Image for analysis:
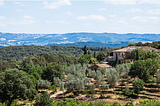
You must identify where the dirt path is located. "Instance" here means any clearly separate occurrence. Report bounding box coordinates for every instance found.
[50,90,66,98]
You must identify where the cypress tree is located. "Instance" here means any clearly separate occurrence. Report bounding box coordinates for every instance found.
[84,45,87,55]
[88,50,91,54]
[116,53,119,65]
[94,51,96,58]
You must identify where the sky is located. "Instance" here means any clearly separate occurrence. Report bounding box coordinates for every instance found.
[0,0,160,34]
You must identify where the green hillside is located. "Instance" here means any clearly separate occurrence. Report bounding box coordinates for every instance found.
[0,45,114,61]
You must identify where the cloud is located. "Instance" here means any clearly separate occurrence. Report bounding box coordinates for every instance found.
[139,0,160,5]
[43,0,72,9]
[0,16,5,20]
[0,23,6,27]
[14,2,24,6]
[108,15,116,17]
[46,21,54,23]
[0,0,4,6]
[105,0,136,4]
[127,8,143,12]
[83,23,92,26]
[131,16,160,22]
[131,16,143,20]
[8,16,37,25]
[104,0,160,5]
[98,8,106,11]
[58,20,70,24]
[65,12,73,15]
[76,15,106,21]
[149,16,159,20]
[0,16,6,26]
[24,15,33,19]
[17,10,22,12]
[118,20,128,25]
[147,9,160,15]
[20,15,38,25]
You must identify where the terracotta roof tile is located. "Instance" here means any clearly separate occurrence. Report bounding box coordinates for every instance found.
[112,46,160,53]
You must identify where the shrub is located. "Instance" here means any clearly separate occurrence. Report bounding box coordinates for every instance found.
[99,94,106,99]
[106,95,112,99]
[109,61,116,66]
[35,92,53,106]
[0,103,6,106]
[133,79,145,95]
[67,92,76,98]
[49,85,57,92]
[82,90,90,95]
[125,59,132,63]
[112,102,121,106]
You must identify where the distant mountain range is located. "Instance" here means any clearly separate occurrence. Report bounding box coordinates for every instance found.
[0,32,159,47]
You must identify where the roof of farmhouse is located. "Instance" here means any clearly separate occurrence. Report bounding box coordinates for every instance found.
[112,46,160,53]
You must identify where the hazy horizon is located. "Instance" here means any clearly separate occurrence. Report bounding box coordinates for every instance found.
[0,0,160,34]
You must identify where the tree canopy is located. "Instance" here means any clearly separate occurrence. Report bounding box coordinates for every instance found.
[42,62,65,81]
[131,48,160,60]
[0,69,36,106]
[129,59,159,82]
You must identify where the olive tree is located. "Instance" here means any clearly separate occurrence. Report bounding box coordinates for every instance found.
[116,63,131,79]
[65,64,90,92]
[106,68,119,89]
[90,85,95,97]
[37,79,51,89]
[53,77,61,87]
[156,71,160,89]
[101,81,109,94]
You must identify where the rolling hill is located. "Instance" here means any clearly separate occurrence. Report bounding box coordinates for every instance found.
[0,32,159,47]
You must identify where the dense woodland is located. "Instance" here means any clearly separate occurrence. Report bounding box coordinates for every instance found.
[128,41,160,49]
[1,44,160,106]
[46,41,131,48]
[0,45,114,61]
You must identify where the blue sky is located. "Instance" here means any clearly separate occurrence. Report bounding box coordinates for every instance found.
[0,0,160,34]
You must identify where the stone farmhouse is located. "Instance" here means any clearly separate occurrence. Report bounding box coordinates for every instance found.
[104,46,160,63]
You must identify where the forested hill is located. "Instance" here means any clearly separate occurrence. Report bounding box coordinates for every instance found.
[45,41,131,48]
[0,45,114,61]
[0,32,160,46]
[128,41,160,49]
